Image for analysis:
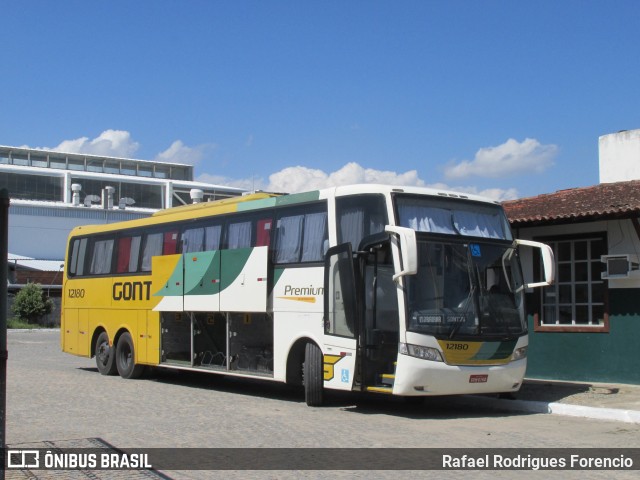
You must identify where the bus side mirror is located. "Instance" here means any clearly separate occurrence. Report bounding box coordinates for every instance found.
[384,226,417,281]
[515,239,556,288]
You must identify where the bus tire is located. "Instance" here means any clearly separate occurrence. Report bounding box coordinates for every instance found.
[115,332,145,379]
[304,342,324,406]
[95,331,117,376]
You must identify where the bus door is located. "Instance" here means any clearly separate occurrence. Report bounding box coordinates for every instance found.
[323,244,359,391]
[360,239,400,391]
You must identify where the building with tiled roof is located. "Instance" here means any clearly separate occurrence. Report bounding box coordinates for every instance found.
[504,179,640,227]
[501,129,640,385]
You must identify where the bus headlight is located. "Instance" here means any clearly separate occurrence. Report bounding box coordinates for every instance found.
[511,346,527,361]
[399,343,443,362]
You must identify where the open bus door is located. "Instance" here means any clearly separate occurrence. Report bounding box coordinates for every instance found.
[322,243,359,395]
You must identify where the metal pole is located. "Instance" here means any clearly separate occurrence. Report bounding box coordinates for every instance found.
[0,188,9,478]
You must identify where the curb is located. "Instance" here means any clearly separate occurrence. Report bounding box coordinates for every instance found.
[460,395,640,424]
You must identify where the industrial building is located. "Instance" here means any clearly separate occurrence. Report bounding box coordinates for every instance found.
[1,145,244,262]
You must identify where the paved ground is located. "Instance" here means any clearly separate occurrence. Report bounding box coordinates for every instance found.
[4,329,640,479]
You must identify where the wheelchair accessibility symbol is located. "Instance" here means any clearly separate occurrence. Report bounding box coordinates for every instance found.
[341,369,350,383]
[470,244,482,257]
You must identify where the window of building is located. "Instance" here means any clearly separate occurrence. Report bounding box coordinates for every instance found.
[86,159,104,173]
[30,155,48,168]
[49,156,67,170]
[67,158,85,171]
[0,172,63,201]
[11,154,29,166]
[535,234,608,332]
[104,160,120,175]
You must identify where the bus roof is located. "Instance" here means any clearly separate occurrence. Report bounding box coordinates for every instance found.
[68,184,501,237]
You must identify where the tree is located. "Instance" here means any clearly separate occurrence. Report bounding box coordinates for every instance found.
[11,282,54,324]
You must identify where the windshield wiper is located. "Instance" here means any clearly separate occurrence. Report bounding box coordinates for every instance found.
[449,284,475,339]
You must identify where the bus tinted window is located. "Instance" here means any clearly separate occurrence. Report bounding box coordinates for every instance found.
[182,227,205,253]
[89,239,114,275]
[141,233,163,272]
[228,221,252,249]
[163,231,179,255]
[336,195,388,250]
[116,235,141,273]
[395,195,512,240]
[182,223,223,253]
[205,225,222,250]
[274,208,327,264]
[69,237,88,276]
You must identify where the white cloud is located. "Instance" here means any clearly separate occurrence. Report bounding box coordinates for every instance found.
[266,162,427,193]
[196,173,263,191]
[154,140,214,166]
[444,138,557,180]
[197,162,519,202]
[53,130,140,157]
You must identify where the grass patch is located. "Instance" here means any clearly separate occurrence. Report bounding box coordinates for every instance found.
[7,318,47,329]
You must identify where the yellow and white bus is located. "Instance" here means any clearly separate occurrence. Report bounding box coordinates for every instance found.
[61,184,554,406]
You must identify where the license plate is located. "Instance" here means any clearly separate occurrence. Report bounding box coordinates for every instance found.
[469,374,488,383]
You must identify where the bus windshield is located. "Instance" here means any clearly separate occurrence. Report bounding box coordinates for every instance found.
[405,240,526,338]
[395,195,513,241]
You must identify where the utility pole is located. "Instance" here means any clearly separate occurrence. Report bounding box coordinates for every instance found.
[0,188,9,479]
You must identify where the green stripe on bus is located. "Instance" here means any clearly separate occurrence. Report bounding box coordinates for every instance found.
[219,248,253,292]
[275,191,320,206]
[184,250,221,296]
[472,340,517,361]
[237,197,278,211]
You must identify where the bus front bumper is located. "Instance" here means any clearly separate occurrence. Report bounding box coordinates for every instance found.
[391,353,526,396]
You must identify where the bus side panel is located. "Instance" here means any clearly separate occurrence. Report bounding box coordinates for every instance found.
[139,310,161,365]
[272,267,325,383]
[184,250,221,311]
[220,246,268,312]
[77,309,90,357]
[63,277,113,357]
[152,254,184,312]
[61,308,79,355]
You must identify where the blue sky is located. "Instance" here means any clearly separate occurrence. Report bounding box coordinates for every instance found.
[2,1,639,200]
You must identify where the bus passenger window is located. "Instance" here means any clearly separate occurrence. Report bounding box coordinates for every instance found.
[69,238,88,277]
[205,225,222,250]
[141,233,163,272]
[116,236,141,273]
[301,212,327,262]
[256,219,272,247]
[163,231,179,254]
[274,210,327,264]
[89,239,114,275]
[228,221,252,249]
[182,227,204,253]
[275,215,303,263]
[337,195,387,250]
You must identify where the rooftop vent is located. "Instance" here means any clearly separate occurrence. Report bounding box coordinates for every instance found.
[71,183,82,206]
[190,189,204,204]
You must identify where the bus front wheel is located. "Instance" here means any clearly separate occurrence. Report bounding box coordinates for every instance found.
[304,342,324,406]
[95,331,118,376]
[115,332,145,379]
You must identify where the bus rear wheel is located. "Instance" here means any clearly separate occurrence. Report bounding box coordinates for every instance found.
[304,342,324,406]
[95,331,117,376]
[115,332,145,379]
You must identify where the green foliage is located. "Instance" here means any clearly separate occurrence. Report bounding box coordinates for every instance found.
[11,283,54,324]
[7,317,42,329]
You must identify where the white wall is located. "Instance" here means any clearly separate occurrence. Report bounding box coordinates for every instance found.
[599,129,640,183]
[8,213,101,260]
